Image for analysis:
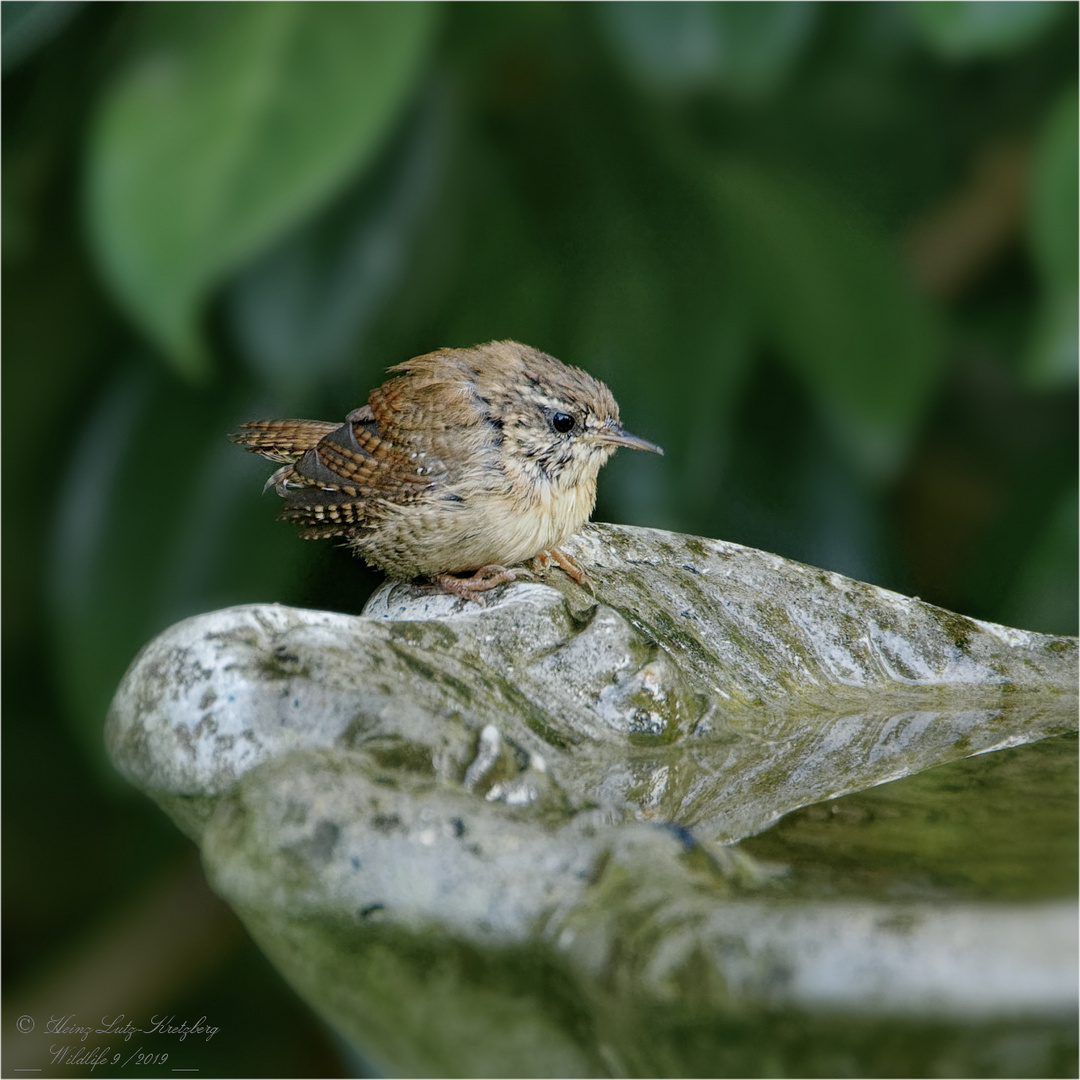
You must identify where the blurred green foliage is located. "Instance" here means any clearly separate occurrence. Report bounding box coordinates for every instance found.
[3,2,1076,1076]
[88,3,436,374]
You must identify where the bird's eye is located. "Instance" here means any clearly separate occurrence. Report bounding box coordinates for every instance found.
[551,412,575,434]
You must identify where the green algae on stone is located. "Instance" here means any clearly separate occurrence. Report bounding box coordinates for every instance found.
[106,523,1078,1077]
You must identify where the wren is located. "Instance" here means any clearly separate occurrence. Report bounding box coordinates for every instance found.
[230,340,663,599]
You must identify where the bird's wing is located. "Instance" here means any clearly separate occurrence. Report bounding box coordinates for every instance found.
[273,403,449,540]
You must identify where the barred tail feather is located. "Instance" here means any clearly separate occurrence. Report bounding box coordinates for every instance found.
[228,419,339,463]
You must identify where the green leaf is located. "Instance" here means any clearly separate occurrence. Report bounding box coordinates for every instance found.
[1000,488,1079,637]
[227,79,451,404]
[1025,87,1078,389]
[598,1,816,99]
[2,0,83,73]
[1029,87,1079,292]
[86,2,436,379]
[1025,290,1078,390]
[709,157,944,477]
[909,1,1066,59]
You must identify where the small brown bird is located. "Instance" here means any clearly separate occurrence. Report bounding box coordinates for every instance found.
[230,340,663,598]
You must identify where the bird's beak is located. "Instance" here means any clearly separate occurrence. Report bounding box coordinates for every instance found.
[592,423,664,455]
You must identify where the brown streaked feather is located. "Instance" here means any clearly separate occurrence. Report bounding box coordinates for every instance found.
[281,496,374,538]
[228,419,340,463]
[369,354,481,437]
[256,397,451,536]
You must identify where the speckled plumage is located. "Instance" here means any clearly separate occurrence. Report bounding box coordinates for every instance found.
[230,340,662,594]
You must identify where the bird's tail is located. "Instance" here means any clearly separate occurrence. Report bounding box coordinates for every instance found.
[228,419,339,464]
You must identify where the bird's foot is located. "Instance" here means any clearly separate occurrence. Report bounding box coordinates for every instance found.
[434,565,518,604]
[532,548,593,592]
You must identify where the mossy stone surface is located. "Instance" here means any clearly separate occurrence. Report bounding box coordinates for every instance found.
[107,523,1078,1077]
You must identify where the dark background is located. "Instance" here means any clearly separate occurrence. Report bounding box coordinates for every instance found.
[4,2,1076,1076]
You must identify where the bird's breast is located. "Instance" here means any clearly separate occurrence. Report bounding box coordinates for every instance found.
[478,466,597,566]
[363,451,600,576]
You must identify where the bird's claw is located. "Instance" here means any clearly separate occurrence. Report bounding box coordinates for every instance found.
[434,565,518,605]
[531,549,593,592]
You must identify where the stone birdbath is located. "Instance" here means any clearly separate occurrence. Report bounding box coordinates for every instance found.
[107,524,1078,1077]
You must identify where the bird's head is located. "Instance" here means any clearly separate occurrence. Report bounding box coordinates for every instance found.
[465,341,663,488]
